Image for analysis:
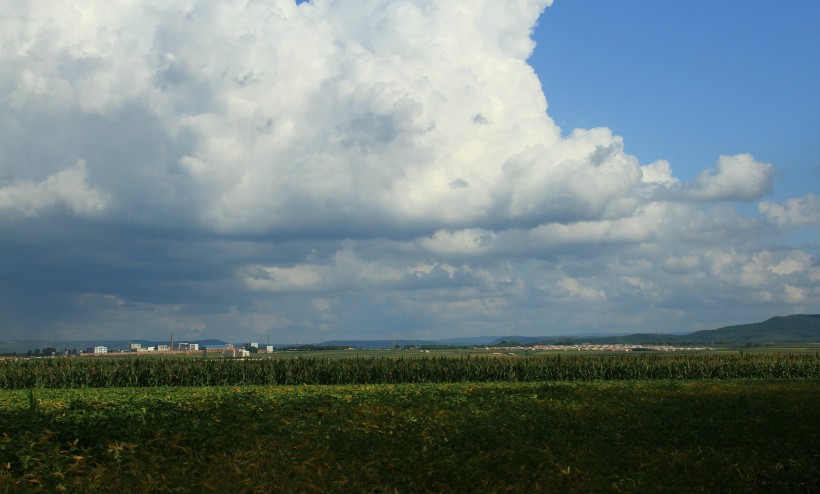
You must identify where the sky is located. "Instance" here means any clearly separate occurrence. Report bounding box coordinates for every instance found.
[1,0,818,344]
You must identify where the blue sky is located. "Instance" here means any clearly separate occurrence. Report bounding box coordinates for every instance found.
[532,1,820,198]
[0,0,817,343]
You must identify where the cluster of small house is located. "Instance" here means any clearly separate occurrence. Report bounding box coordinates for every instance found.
[214,342,278,358]
[83,342,201,355]
[83,341,278,358]
[500,343,712,352]
[127,342,200,353]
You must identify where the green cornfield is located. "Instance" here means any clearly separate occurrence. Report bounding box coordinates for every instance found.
[1,353,818,388]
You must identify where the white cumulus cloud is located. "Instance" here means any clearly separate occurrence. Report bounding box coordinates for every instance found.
[758,194,820,228]
[1,0,660,235]
[0,160,108,217]
[681,154,774,202]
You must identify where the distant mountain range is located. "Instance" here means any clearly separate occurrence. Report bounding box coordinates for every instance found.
[488,314,820,346]
[589,314,820,346]
[2,314,818,354]
[325,315,820,348]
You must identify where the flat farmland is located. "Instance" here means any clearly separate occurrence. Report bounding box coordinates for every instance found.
[2,378,819,493]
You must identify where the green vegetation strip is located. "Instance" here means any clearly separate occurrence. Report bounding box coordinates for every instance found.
[2,353,819,388]
[1,380,818,492]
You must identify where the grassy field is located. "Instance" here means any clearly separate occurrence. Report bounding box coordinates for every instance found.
[1,379,819,492]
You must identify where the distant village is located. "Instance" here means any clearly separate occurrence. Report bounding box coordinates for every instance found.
[16,341,276,358]
[495,343,712,353]
[122,341,278,358]
[15,340,711,358]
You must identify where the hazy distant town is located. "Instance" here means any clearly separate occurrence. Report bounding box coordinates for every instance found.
[9,340,713,358]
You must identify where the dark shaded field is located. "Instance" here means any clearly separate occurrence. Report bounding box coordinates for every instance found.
[2,379,819,492]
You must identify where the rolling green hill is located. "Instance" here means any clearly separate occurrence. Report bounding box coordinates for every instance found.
[595,314,820,346]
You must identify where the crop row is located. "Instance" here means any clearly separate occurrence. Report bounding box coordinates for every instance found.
[1,353,818,388]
